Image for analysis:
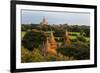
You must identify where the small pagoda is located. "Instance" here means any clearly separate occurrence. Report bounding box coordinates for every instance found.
[41,31,57,55]
[64,30,71,47]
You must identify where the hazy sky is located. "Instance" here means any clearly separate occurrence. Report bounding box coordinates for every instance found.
[21,10,90,25]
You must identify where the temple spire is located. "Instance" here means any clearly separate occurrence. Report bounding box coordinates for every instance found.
[40,17,48,25]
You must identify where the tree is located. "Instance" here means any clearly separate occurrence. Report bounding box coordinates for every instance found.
[22,30,47,51]
[57,40,90,60]
[84,29,90,37]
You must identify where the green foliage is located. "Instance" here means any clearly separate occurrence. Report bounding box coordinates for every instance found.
[70,38,78,42]
[41,25,51,31]
[69,33,78,36]
[57,41,90,60]
[84,29,90,37]
[21,48,44,62]
[77,36,87,42]
[21,24,39,31]
[22,24,90,33]
[54,30,65,37]
[21,32,26,39]
[21,47,31,63]
[22,30,47,51]
[21,24,90,62]
[28,49,45,62]
[21,48,73,62]
[45,53,71,61]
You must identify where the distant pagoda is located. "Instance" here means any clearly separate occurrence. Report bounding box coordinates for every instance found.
[40,17,48,26]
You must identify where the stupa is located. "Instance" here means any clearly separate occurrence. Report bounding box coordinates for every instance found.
[40,17,48,25]
[64,30,71,47]
[42,31,57,55]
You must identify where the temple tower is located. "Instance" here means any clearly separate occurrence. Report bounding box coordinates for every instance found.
[42,31,57,55]
[40,17,48,25]
[64,30,71,47]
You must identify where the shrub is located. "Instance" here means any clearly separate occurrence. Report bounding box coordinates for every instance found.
[21,47,31,63]
[22,30,47,51]
[68,33,77,36]
[21,47,73,62]
[29,49,45,62]
[54,31,65,37]
[57,42,90,60]
[77,36,87,42]
[70,38,78,42]
[21,48,45,62]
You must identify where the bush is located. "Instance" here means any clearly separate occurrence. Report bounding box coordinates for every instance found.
[21,47,75,62]
[21,48,45,62]
[68,33,77,36]
[22,30,47,51]
[21,47,31,63]
[57,41,90,60]
[76,48,90,60]
[77,36,87,42]
[54,31,65,37]
[70,38,78,42]
[29,49,45,62]
[45,53,71,61]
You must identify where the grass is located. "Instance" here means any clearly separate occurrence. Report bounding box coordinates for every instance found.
[69,36,77,39]
[68,32,80,36]
[68,32,90,41]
